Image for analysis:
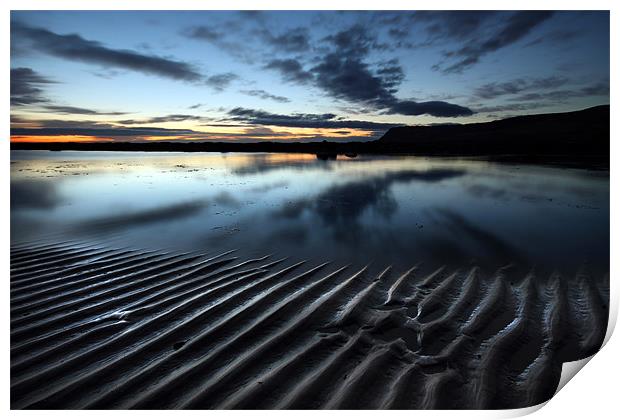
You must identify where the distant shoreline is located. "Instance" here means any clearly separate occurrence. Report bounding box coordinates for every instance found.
[10,142,609,170]
[11,105,609,170]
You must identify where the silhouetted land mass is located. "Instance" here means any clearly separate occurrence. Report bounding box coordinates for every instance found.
[379,104,609,160]
[12,105,609,168]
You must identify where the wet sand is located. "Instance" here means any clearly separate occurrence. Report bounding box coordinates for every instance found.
[10,241,609,409]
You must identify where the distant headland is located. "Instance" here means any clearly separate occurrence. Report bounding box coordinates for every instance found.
[11,105,609,168]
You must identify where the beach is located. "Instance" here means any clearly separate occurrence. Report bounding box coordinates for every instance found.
[10,241,608,409]
[10,151,610,409]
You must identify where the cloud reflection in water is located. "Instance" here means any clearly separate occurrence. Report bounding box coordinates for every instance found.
[10,152,609,275]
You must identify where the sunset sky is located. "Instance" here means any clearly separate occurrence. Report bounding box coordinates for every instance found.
[10,10,610,143]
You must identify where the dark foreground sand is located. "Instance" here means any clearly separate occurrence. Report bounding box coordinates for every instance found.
[10,242,609,409]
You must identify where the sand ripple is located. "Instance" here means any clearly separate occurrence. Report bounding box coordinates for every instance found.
[10,242,609,409]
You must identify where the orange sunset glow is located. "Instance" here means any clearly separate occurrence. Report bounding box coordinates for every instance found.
[10,135,113,143]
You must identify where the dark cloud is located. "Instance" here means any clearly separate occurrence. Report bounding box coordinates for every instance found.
[263,59,314,83]
[262,25,473,117]
[509,82,609,102]
[436,11,554,74]
[238,11,265,20]
[388,28,409,39]
[473,102,552,114]
[184,26,222,42]
[198,127,294,138]
[11,125,198,138]
[182,25,251,63]
[12,118,117,130]
[239,89,290,103]
[117,114,203,125]
[183,16,472,117]
[525,28,581,47]
[374,11,498,50]
[470,81,610,113]
[377,58,405,87]
[13,115,377,142]
[411,11,497,43]
[188,103,202,109]
[10,67,55,105]
[205,72,239,91]
[387,101,475,117]
[580,83,610,96]
[257,27,310,52]
[11,68,130,116]
[13,22,203,82]
[40,105,129,116]
[243,126,275,134]
[311,53,395,104]
[323,24,388,57]
[227,108,400,130]
[473,76,570,99]
[309,26,397,105]
[89,69,124,79]
[310,52,473,117]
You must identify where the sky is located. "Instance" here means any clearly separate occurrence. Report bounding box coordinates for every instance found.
[10,10,610,143]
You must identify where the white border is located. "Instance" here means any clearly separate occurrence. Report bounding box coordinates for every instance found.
[3,1,617,419]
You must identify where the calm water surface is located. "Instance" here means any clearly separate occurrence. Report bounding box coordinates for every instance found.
[10,151,609,275]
